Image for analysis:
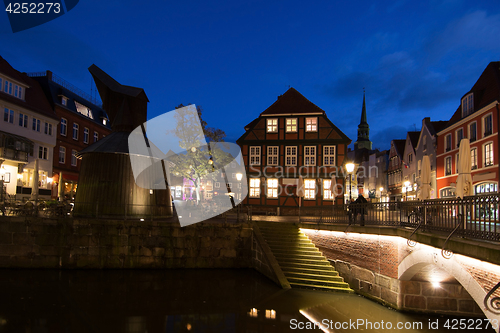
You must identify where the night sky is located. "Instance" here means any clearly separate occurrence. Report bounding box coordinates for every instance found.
[1,0,499,150]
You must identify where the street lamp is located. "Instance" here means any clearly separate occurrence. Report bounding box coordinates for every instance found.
[404,180,411,201]
[346,163,355,202]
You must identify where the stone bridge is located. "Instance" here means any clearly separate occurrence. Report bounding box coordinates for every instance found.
[298,222,500,327]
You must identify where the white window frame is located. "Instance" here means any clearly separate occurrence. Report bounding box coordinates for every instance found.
[60,118,67,136]
[61,96,68,106]
[323,179,334,200]
[469,121,477,142]
[304,146,316,166]
[18,113,28,128]
[305,117,317,132]
[461,93,473,117]
[456,128,464,148]
[471,147,478,170]
[73,123,79,140]
[59,146,66,164]
[445,134,452,151]
[285,146,297,166]
[249,178,260,198]
[304,179,316,199]
[71,149,77,166]
[3,108,14,124]
[267,146,279,166]
[249,146,261,165]
[286,118,297,132]
[38,146,48,160]
[445,156,452,176]
[483,113,493,138]
[32,118,40,132]
[484,142,494,167]
[267,178,278,198]
[84,127,89,144]
[266,118,278,133]
[323,146,336,166]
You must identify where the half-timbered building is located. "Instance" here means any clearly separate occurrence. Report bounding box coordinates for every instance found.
[237,88,351,211]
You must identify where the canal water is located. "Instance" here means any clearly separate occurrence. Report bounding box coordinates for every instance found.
[0,269,494,333]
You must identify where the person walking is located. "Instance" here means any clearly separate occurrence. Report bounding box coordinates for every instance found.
[354,194,368,226]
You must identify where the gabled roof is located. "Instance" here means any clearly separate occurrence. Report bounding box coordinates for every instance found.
[407,131,420,149]
[429,121,448,136]
[445,61,500,128]
[392,139,406,157]
[0,56,57,120]
[260,87,326,116]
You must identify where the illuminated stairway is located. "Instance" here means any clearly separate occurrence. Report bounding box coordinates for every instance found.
[257,222,353,293]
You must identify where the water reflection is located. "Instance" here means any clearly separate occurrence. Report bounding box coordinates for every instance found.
[0,269,493,332]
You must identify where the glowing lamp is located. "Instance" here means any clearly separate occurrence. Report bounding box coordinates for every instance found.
[346,163,355,173]
[236,173,243,181]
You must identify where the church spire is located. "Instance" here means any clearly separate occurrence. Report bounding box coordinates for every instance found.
[354,89,372,151]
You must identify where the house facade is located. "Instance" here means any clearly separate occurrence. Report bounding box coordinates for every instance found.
[414,117,447,200]
[237,88,351,210]
[436,62,500,197]
[30,71,112,199]
[387,139,405,201]
[401,132,420,200]
[0,56,58,201]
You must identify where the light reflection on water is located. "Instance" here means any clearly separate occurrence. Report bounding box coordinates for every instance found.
[0,269,492,333]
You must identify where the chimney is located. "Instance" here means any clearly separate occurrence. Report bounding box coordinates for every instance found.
[46,70,52,80]
[422,117,430,127]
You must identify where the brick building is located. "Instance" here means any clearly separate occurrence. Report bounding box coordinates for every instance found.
[436,62,500,197]
[237,88,351,210]
[30,71,112,199]
[0,56,58,201]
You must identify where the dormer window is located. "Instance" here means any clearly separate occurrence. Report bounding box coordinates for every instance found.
[461,93,473,117]
[75,101,94,119]
[61,96,68,106]
[1,76,25,100]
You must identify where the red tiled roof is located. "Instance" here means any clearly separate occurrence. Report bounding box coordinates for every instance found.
[260,87,326,116]
[0,56,57,120]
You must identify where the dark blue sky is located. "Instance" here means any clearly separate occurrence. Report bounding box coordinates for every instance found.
[1,0,499,150]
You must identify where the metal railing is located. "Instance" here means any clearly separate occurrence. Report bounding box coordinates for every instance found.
[247,193,500,242]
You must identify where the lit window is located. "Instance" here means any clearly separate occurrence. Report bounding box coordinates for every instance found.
[73,123,79,140]
[323,146,336,166]
[84,127,89,144]
[304,179,315,199]
[286,118,297,132]
[306,118,317,132]
[44,123,52,136]
[266,119,278,133]
[469,122,477,142]
[484,142,493,167]
[471,148,477,170]
[267,146,278,166]
[475,182,498,194]
[483,114,493,137]
[304,146,316,166]
[60,118,67,136]
[94,131,98,143]
[61,96,68,106]
[250,146,261,165]
[3,108,14,123]
[323,179,334,200]
[75,101,94,119]
[456,128,463,148]
[267,178,278,198]
[59,146,65,163]
[445,156,452,176]
[18,113,28,128]
[32,118,40,132]
[285,146,297,166]
[461,93,473,117]
[38,146,48,160]
[250,178,260,198]
[71,150,77,166]
[445,134,452,151]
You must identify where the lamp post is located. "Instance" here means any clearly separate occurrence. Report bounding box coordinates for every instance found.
[346,163,355,202]
[404,180,411,201]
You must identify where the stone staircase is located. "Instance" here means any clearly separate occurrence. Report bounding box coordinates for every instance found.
[257,222,353,293]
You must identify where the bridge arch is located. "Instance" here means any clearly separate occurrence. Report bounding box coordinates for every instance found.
[399,244,500,326]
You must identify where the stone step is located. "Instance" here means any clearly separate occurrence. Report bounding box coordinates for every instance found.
[278,260,331,269]
[289,281,354,293]
[273,253,325,261]
[287,276,350,289]
[281,266,338,275]
[284,271,344,282]
[272,248,321,255]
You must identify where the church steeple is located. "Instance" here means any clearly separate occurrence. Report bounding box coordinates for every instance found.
[354,89,372,151]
